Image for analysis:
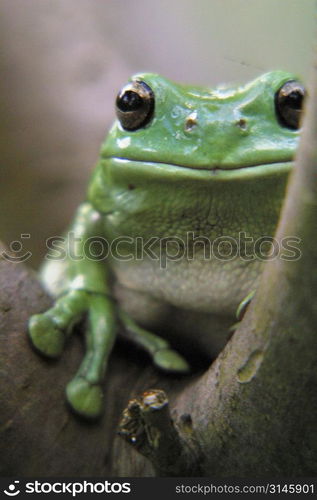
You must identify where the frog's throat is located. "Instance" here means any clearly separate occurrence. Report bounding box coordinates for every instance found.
[105,156,293,180]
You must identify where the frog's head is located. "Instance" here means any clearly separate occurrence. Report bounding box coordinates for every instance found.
[100,71,305,180]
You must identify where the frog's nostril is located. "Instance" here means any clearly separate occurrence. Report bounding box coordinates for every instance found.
[236,118,248,130]
[185,111,198,132]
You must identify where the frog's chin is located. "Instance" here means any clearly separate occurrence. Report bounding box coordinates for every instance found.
[106,157,293,181]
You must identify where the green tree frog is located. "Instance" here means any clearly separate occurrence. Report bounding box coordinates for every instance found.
[28,71,305,418]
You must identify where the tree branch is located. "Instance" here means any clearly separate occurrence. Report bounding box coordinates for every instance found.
[118,389,200,476]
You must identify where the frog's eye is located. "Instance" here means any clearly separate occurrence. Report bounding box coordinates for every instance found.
[116,80,154,131]
[275,80,306,130]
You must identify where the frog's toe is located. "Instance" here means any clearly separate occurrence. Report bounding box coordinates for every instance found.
[236,290,256,321]
[153,348,190,373]
[28,314,65,358]
[66,377,104,419]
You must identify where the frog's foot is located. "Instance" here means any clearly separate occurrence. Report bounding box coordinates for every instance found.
[66,377,104,420]
[66,294,117,419]
[29,313,65,358]
[153,348,190,372]
[236,290,256,322]
[119,309,190,374]
[28,290,89,358]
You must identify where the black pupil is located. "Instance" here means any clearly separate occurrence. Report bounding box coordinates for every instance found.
[284,90,303,110]
[117,91,143,112]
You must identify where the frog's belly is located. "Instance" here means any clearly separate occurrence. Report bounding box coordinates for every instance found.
[111,255,262,358]
[110,254,262,317]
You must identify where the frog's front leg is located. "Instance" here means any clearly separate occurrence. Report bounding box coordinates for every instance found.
[30,290,116,418]
[29,202,118,418]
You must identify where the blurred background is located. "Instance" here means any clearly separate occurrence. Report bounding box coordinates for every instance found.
[0,0,315,267]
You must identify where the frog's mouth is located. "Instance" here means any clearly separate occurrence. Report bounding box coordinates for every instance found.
[107,157,293,180]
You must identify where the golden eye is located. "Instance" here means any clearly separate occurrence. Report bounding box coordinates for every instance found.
[116,80,154,131]
[275,80,306,130]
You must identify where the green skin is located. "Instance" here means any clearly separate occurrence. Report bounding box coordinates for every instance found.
[29,71,300,418]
